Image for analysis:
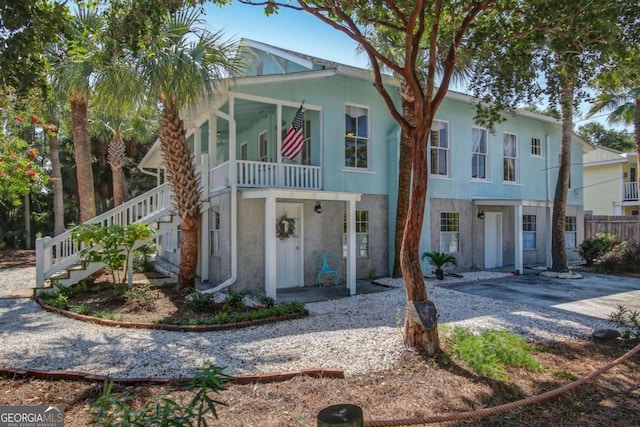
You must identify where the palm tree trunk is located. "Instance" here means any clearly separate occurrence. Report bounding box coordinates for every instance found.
[401,118,440,356]
[392,82,415,278]
[551,78,574,272]
[634,97,640,207]
[47,123,65,236]
[70,96,96,222]
[107,134,126,206]
[159,100,201,293]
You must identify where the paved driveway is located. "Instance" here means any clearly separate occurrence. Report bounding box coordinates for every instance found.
[443,272,640,321]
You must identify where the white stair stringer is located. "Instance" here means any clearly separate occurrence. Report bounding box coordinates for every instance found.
[35,183,175,291]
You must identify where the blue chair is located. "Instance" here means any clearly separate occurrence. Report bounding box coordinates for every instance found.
[314,250,340,287]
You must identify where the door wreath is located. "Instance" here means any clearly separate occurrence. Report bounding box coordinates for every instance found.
[276,212,296,240]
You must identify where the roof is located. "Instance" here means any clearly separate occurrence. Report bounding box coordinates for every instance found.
[583,145,628,167]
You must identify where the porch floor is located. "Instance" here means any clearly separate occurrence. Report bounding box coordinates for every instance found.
[276,280,393,304]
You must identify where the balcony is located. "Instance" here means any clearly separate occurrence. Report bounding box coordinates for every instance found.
[210,160,322,192]
[624,181,638,201]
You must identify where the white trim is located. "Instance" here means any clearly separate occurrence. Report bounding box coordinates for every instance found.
[502,132,519,183]
[429,119,451,178]
[233,69,337,85]
[344,102,371,170]
[240,39,314,69]
[241,188,361,203]
[471,126,489,181]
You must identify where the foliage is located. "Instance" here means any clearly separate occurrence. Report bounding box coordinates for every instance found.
[254,293,276,308]
[595,240,640,274]
[162,301,307,326]
[132,243,156,273]
[186,292,218,313]
[609,305,640,340]
[422,251,457,280]
[223,291,246,311]
[40,281,86,310]
[577,123,635,152]
[90,363,231,426]
[448,328,543,381]
[72,223,154,285]
[576,233,617,266]
[122,283,161,312]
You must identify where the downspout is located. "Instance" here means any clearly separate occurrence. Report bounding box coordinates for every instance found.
[202,102,238,294]
[545,132,553,268]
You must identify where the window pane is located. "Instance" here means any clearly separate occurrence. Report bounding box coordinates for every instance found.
[523,232,536,249]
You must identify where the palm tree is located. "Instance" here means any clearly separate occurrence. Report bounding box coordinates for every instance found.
[89,102,158,207]
[135,7,238,292]
[588,86,640,207]
[422,251,457,280]
[49,5,103,222]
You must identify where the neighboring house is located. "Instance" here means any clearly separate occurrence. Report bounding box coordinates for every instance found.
[36,39,593,298]
[583,145,639,216]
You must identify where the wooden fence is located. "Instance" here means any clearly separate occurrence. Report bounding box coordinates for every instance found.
[584,214,640,242]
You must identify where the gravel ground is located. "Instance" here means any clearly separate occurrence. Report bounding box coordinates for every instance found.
[0,267,607,379]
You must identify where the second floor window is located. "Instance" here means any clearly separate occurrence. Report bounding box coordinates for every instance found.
[531,137,542,157]
[523,215,536,250]
[259,131,268,162]
[345,105,369,169]
[430,120,449,177]
[503,133,518,182]
[471,127,488,180]
[342,210,369,257]
[440,212,459,253]
[210,209,220,256]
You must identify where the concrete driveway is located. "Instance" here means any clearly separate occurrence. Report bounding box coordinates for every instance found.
[443,272,640,321]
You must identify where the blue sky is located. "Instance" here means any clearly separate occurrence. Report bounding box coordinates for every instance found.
[204,2,368,68]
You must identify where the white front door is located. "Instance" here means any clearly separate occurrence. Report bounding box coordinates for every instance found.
[276,203,303,288]
[484,212,503,269]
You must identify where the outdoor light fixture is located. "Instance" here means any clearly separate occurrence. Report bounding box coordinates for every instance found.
[314,201,323,214]
[477,209,485,220]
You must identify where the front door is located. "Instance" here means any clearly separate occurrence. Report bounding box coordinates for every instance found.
[276,203,303,288]
[484,212,503,269]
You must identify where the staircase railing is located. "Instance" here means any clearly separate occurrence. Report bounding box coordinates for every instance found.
[35,183,173,288]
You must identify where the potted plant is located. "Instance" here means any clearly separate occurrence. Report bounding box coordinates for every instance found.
[422,251,457,280]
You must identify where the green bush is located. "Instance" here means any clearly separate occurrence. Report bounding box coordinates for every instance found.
[122,284,161,312]
[596,240,640,274]
[186,292,218,313]
[609,305,640,339]
[577,233,616,266]
[448,328,542,381]
[223,291,246,311]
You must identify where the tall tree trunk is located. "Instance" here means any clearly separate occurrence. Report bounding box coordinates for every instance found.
[159,100,201,293]
[23,193,31,249]
[47,123,65,236]
[392,82,415,278]
[107,134,126,206]
[635,97,640,207]
[401,117,440,356]
[551,79,574,272]
[70,96,96,222]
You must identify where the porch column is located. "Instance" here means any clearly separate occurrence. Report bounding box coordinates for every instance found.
[209,114,217,168]
[200,155,210,283]
[346,199,357,295]
[194,127,202,166]
[265,195,277,299]
[514,204,523,275]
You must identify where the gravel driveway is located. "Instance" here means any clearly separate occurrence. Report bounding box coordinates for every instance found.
[0,267,612,379]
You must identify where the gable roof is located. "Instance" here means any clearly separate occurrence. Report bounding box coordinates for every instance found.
[584,145,627,166]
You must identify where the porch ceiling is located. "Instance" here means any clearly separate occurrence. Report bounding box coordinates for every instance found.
[218,98,276,136]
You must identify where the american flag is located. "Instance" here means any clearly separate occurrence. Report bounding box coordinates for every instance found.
[281,105,305,160]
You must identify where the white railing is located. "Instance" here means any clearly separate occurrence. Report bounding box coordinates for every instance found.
[624,181,638,201]
[210,161,230,192]
[35,183,173,288]
[236,160,321,190]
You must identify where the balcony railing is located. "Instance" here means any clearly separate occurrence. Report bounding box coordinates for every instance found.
[624,181,638,201]
[210,160,322,190]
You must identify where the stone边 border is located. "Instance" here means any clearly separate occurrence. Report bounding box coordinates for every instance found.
[34,297,308,332]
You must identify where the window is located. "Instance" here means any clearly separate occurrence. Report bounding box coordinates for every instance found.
[177,225,182,250]
[258,131,268,162]
[342,210,369,258]
[503,133,518,182]
[301,118,312,165]
[565,216,577,248]
[531,137,542,157]
[210,209,220,256]
[471,127,488,180]
[345,105,369,169]
[430,120,449,177]
[240,142,248,160]
[523,215,536,250]
[440,212,459,253]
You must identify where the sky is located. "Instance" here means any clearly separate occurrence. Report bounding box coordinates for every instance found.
[202,1,629,133]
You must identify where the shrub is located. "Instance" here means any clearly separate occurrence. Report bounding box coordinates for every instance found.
[609,305,640,340]
[132,242,156,273]
[122,284,161,312]
[223,291,246,312]
[596,240,640,274]
[186,292,218,313]
[422,251,457,280]
[576,233,616,266]
[448,328,542,381]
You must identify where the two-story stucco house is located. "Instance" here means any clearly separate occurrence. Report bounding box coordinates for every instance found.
[36,39,593,298]
[583,145,639,216]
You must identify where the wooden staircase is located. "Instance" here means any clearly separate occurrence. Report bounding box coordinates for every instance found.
[35,183,174,291]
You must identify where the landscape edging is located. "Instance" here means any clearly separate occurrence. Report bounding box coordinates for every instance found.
[34,297,307,332]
